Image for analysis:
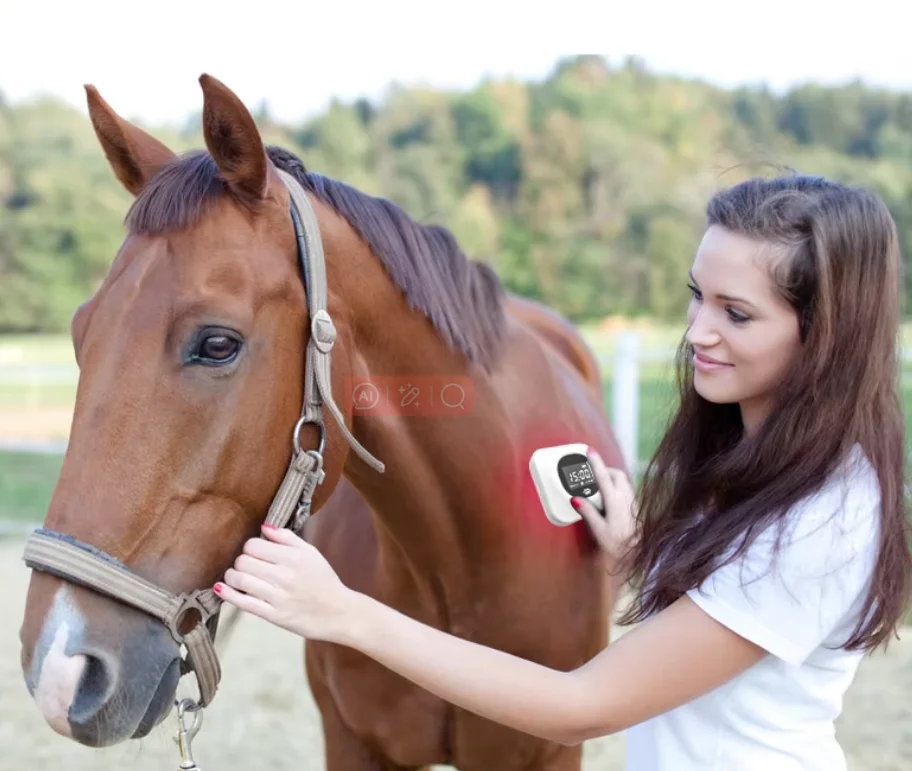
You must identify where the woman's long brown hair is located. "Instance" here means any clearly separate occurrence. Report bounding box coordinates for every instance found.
[617,174,912,652]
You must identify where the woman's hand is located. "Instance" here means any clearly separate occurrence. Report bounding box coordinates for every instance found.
[214,524,356,643]
[572,448,637,566]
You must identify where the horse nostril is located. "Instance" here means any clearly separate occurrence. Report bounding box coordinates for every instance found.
[69,653,113,725]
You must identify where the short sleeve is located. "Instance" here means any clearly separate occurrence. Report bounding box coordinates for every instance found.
[686,471,880,666]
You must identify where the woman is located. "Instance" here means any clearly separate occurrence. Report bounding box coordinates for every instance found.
[215,175,912,770]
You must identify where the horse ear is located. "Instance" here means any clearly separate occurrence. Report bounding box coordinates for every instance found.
[198,73,269,205]
[84,85,177,196]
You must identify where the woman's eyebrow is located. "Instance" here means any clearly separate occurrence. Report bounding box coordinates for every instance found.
[689,270,758,310]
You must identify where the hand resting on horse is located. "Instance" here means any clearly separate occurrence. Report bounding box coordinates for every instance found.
[214,448,766,747]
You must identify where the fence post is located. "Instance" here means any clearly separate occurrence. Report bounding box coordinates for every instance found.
[612,331,639,473]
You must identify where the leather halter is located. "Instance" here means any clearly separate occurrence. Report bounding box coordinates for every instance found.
[21,169,385,708]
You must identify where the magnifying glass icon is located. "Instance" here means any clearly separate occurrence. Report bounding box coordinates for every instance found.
[439,383,465,410]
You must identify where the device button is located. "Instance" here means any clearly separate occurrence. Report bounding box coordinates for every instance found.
[582,487,592,496]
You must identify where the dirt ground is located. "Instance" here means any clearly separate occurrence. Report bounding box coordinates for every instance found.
[1,535,910,771]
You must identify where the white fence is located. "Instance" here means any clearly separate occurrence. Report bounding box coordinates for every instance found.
[610,332,640,472]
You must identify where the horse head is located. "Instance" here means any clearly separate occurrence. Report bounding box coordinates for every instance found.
[18,74,375,746]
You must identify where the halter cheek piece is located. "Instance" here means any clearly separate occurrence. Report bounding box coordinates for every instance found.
[21,170,385,708]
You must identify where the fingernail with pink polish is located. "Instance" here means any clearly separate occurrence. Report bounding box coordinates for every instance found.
[262,524,277,531]
[570,497,582,510]
[213,583,223,595]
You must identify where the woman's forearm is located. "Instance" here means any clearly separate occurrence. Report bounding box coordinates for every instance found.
[336,590,603,746]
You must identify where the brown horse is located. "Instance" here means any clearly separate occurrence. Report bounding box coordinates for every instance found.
[19,74,626,771]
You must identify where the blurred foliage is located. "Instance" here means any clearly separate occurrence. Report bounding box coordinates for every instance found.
[2,55,912,332]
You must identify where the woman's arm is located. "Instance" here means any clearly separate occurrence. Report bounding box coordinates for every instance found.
[216,527,768,746]
[341,587,766,744]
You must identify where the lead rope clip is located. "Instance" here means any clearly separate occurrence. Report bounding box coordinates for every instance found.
[173,697,203,770]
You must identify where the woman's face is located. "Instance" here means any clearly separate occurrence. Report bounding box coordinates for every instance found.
[685,225,803,433]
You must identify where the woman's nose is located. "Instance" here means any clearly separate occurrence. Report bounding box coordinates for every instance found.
[685,306,721,347]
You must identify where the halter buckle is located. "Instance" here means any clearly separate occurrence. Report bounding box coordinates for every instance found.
[311,309,336,353]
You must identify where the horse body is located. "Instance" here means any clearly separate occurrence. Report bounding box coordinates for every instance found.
[18,75,624,770]
[305,293,622,770]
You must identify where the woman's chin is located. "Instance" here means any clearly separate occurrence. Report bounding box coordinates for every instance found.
[693,379,740,406]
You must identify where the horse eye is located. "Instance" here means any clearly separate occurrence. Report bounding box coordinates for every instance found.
[198,334,240,364]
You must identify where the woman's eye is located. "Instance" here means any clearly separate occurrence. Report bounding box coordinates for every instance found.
[687,283,702,300]
[727,309,750,324]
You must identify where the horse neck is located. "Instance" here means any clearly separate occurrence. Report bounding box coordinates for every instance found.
[328,249,514,574]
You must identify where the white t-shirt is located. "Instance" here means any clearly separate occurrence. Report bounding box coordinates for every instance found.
[624,444,882,771]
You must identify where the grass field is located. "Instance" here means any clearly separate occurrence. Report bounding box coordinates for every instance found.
[0,452,63,523]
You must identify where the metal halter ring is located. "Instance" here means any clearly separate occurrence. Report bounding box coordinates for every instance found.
[293,416,326,457]
[167,591,211,645]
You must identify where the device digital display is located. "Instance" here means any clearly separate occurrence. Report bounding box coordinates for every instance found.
[556,453,599,497]
[560,460,594,491]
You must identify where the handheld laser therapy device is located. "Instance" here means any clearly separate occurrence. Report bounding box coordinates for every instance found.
[529,443,604,526]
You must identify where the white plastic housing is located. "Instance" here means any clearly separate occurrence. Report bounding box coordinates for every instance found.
[529,443,604,527]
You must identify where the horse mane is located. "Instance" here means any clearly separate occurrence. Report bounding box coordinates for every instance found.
[125,146,508,371]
